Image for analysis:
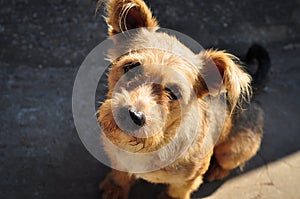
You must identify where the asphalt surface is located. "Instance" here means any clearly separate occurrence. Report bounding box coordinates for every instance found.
[0,0,299,199]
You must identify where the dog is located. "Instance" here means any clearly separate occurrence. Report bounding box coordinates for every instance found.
[96,0,270,199]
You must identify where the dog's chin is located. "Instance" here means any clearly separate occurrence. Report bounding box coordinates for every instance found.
[102,128,161,153]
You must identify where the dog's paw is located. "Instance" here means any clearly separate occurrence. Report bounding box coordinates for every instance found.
[204,163,230,182]
[99,178,129,199]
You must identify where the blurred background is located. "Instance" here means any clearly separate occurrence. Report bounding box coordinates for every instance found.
[0,0,299,198]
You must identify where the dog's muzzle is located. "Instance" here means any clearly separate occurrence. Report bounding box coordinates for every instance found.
[116,107,146,133]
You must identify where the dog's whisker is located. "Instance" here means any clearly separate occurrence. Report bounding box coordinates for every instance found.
[96,101,105,105]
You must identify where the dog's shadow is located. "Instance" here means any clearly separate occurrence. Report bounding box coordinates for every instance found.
[194,180,225,198]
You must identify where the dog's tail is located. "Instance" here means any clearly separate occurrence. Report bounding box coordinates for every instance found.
[244,44,271,92]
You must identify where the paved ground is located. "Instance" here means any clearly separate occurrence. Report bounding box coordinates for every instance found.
[0,0,299,199]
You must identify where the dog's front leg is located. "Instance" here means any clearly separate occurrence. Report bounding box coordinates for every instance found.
[100,169,135,199]
[162,175,203,199]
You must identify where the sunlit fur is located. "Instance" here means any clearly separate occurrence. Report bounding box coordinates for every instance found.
[97,1,263,199]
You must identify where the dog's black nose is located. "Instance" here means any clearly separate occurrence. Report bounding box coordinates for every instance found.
[116,107,146,132]
[128,109,146,127]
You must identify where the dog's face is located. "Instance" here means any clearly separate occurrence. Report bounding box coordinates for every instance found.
[99,48,202,152]
[98,0,251,154]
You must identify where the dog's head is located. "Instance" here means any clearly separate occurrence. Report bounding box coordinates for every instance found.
[97,0,251,153]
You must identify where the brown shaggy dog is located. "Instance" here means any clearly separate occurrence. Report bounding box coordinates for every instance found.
[97,0,268,198]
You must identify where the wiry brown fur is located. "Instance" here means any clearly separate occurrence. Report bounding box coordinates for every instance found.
[99,0,158,35]
[97,1,263,199]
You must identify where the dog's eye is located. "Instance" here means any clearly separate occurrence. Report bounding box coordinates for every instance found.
[165,85,182,100]
[123,62,140,73]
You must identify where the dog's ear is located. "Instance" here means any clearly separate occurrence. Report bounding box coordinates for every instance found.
[102,0,158,35]
[195,50,252,108]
